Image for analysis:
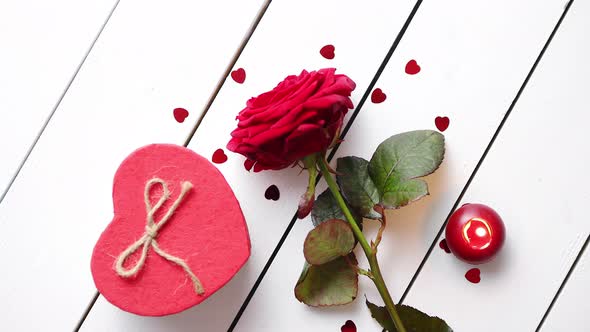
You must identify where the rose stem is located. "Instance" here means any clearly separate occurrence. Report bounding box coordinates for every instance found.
[318,157,407,332]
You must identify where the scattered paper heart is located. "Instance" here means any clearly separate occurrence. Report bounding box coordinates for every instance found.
[212,149,228,164]
[173,108,189,123]
[320,44,335,59]
[265,185,280,201]
[231,68,246,84]
[465,268,481,284]
[371,88,387,104]
[439,239,451,254]
[405,59,421,75]
[435,116,450,132]
[341,320,357,332]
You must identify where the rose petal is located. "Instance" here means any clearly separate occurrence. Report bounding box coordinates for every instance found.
[285,124,330,160]
[227,69,356,171]
[303,94,351,111]
[244,159,256,171]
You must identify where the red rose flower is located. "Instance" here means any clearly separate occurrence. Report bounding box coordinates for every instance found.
[227,68,356,172]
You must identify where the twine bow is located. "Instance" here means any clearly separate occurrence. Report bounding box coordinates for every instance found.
[114,178,205,295]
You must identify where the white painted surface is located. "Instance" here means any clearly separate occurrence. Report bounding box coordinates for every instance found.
[0,0,117,194]
[541,245,589,332]
[231,0,571,331]
[404,1,590,330]
[0,0,266,330]
[1,0,588,331]
[80,0,421,330]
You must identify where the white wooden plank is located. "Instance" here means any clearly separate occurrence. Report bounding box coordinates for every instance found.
[0,0,266,330]
[403,1,590,330]
[540,242,589,331]
[80,0,421,330]
[0,0,118,194]
[228,0,571,331]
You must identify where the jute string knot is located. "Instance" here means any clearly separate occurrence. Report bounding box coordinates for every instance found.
[114,178,205,295]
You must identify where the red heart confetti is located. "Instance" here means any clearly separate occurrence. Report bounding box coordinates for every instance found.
[465,268,481,284]
[435,116,450,132]
[341,320,357,332]
[320,44,335,60]
[405,59,421,75]
[244,159,255,171]
[439,239,451,254]
[173,108,189,123]
[264,185,280,201]
[212,149,228,164]
[231,68,246,84]
[371,88,387,104]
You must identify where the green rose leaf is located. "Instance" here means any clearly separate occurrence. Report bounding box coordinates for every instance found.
[311,189,346,227]
[303,219,355,265]
[295,254,358,307]
[368,130,445,209]
[366,299,453,332]
[311,189,362,228]
[336,156,382,220]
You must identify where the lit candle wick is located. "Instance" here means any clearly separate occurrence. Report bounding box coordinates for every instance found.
[462,218,492,250]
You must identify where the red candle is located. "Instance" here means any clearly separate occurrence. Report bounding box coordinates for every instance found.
[445,203,505,264]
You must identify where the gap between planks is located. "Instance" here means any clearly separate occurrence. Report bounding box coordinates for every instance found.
[63,1,122,330]
[183,1,273,147]
[228,0,424,330]
[74,0,577,330]
[398,0,576,306]
[73,1,272,331]
[535,233,589,331]
[0,0,122,207]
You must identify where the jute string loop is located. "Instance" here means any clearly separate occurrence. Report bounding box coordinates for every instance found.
[114,178,205,295]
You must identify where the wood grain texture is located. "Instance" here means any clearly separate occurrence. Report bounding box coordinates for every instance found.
[80,0,420,330]
[540,242,589,331]
[0,0,117,194]
[230,0,570,330]
[0,0,265,330]
[2,0,587,330]
[404,1,590,330]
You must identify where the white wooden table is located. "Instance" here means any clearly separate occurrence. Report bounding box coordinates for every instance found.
[0,0,587,331]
